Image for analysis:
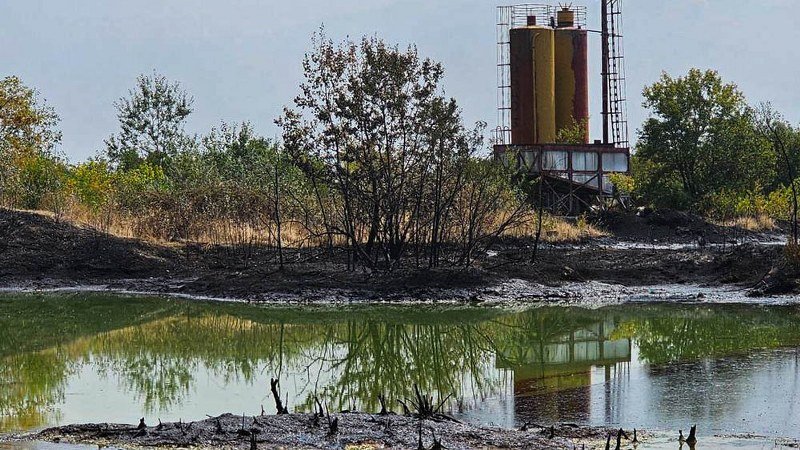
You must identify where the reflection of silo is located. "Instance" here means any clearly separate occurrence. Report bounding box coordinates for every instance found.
[554,8,589,143]
[510,19,556,145]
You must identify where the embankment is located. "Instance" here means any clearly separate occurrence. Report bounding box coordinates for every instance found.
[0,208,792,302]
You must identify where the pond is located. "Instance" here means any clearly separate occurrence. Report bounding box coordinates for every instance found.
[1,293,800,446]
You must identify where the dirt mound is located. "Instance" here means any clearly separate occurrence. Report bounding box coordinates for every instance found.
[594,209,777,244]
[0,208,181,281]
[0,207,788,300]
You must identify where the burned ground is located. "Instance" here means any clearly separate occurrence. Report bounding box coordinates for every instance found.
[0,207,791,301]
[24,413,630,450]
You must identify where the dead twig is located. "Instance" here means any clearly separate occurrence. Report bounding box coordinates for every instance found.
[378,393,389,415]
[270,378,289,414]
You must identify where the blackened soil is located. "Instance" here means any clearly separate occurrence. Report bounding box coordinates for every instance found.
[0,208,790,301]
[26,413,630,450]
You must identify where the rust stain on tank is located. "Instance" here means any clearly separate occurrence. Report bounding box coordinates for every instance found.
[571,29,589,142]
[554,26,589,143]
[510,28,536,145]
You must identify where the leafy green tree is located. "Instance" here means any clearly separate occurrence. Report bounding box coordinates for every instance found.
[635,69,774,210]
[70,160,115,211]
[0,76,61,153]
[16,152,69,211]
[114,161,167,211]
[105,72,194,171]
[201,122,277,188]
[756,103,800,243]
[0,76,62,207]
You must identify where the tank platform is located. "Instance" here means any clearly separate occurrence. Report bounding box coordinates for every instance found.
[494,142,630,214]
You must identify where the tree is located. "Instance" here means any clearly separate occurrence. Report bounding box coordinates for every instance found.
[756,103,800,244]
[277,31,485,270]
[16,152,69,212]
[0,76,61,153]
[555,118,588,145]
[0,76,62,206]
[70,159,114,210]
[105,72,194,171]
[455,158,529,266]
[70,159,116,232]
[635,69,774,210]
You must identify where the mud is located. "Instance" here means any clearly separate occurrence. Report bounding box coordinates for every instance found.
[0,208,793,303]
[16,413,635,450]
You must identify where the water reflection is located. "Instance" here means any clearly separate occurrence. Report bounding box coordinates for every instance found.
[495,316,632,424]
[2,294,800,437]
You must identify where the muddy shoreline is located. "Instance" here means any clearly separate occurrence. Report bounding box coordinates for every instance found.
[0,208,792,303]
[2,207,799,449]
[12,413,637,450]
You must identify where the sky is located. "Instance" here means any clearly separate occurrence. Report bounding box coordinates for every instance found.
[2,0,799,162]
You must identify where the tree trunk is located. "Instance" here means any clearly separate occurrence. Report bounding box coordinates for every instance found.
[274,164,284,269]
[531,178,544,263]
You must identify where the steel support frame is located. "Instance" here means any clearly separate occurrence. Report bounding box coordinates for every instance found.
[496,144,630,215]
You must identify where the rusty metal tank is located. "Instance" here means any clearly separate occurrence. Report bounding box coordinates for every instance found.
[510,18,556,144]
[554,8,589,143]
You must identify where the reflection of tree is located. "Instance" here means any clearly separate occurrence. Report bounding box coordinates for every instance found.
[2,299,512,423]
[0,350,72,431]
[5,296,800,433]
[86,314,322,412]
[304,321,503,414]
[0,292,173,433]
[614,305,800,365]
[0,293,176,358]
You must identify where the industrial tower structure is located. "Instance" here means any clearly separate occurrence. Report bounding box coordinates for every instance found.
[494,1,630,214]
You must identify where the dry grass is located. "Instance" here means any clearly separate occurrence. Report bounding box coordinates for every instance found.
[504,214,607,243]
[50,204,320,248]
[726,215,777,232]
[19,204,607,250]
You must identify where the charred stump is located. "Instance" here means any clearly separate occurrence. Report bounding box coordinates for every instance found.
[270,378,288,414]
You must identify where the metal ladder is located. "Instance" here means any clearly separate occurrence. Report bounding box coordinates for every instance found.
[604,0,630,149]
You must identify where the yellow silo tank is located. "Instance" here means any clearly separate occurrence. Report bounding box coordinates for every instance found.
[531,26,556,144]
[554,9,589,143]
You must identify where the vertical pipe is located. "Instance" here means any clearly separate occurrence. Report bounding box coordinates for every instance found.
[601,0,610,145]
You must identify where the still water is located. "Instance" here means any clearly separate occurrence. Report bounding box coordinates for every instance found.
[1,293,800,443]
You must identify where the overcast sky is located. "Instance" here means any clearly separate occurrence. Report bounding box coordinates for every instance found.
[2,0,799,162]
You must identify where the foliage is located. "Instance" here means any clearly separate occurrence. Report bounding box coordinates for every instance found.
[0,76,62,208]
[635,69,775,211]
[114,161,167,209]
[755,103,800,242]
[705,187,790,222]
[15,152,69,212]
[104,72,194,171]
[0,76,61,153]
[608,173,635,198]
[69,160,115,211]
[278,31,515,269]
[555,118,588,145]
